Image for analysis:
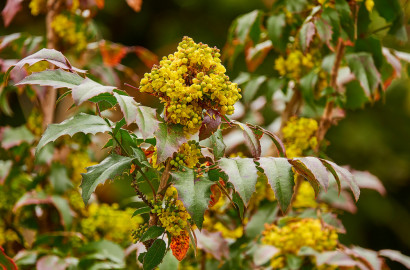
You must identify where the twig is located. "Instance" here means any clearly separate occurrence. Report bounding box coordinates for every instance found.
[131,179,154,209]
[316,39,345,148]
[157,159,171,196]
[134,165,157,198]
[124,83,140,91]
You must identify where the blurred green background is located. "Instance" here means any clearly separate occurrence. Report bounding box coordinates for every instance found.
[2,0,410,264]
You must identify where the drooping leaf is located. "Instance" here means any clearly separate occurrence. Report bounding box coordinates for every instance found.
[247,124,286,157]
[320,159,360,201]
[16,69,84,89]
[218,158,258,205]
[266,14,287,52]
[36,113,111,155]
[232,192,245,220]
[143,239,167,270]
[258,157,294,212]
[346,53,381,98]
[36,255,67,270]
[245,40,273,72]
[1,0,23,27]
[154,123,186,164]
[235,10,262,44]
[80,154,134,204]
[139,226,165,243]
[379,250,410,268]
[299,21,316,52]
[232,121,261,158]
[72,78,116,106]
[199,109,221,141]
[172,169,213,229]
[295,157,329,191]
[288,159,320,197]
[200,129,226,160]
[51,196,73,229]
[12,48,85,73]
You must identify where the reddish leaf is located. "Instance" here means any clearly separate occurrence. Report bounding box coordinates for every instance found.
[36,255,67,270]
[246,124,286,157]
[1,0,23,27]
[99,41,128,67]
[350,170,386,196]
[294,157,329,191]
[135,46,158,68]
[232,121,261,158]
[196,229,229,260]
[245,40,272,72]
[199,109,221,141]
[300,21,316,52]
[379,250,410,268]
[126,0,143,12]
[95,0,104,9]
[0,246,18,270]
[170,231,190,261]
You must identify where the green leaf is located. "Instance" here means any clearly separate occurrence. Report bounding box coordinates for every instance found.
[0,125,35,150]
[258,157,294,213]
[72,78,116,106]
[13,48,85,73]
[300,70,318,106]
[16,69,84,89]
[143,239,167,270]
[140,226,165,243]
[232,121,261,158]
[345,80,369,110]
[50,163,72,194]
[315,17,333,48]
[320,159,360,201]
[245,203,277,239]
[243,75,266,103]
[200,129,226,160]
[158,250,179,270]
[346,53,381,98]
[232,192,245,220]
[51,195,73,229]
[295,157,329,191]
[299,21,316,52]
[80,154,134,204]
[335,0,354,40]
[132,206,151,217]
[236,10,262,44]
[286,254,303,270]
[267,14,287,52]
[171,169,213,229]
[81,240,125,264]
[36,113,111,155]
[218,158,258,205]
[154,123,187,164]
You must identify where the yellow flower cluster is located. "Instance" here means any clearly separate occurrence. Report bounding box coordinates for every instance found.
[81,203,143,244]
[262,218,338,268]
[51,14,87,51]
[170,141,202,169]
[26,109,43,137]
[274,50,314,80]
[139,36,241,134]
[282,117,318,158]
[0,225,19,247]
[153,187,191,236]
[29,0,46,16]
[68,151,97,186]
[354,0,374,12]
[292,181,318,209]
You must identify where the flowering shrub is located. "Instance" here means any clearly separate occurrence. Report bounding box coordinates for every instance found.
[0,0,410,269]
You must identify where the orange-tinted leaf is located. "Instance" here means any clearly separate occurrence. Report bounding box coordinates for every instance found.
[170,231,190,261]
[126,0,143,12]
[208,184,221,207]
[99,41,128,67]
[135,46,158,68]
[96,0,105,9]
[1,0,23,27]
[245,40,272,73]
